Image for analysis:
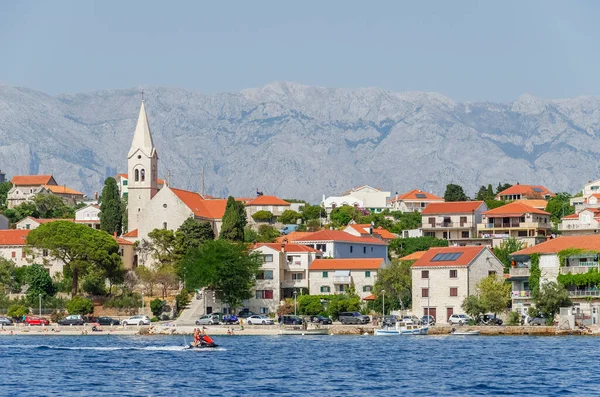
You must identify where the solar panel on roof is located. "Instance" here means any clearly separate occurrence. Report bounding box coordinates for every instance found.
[431,252,463,262]
[415,193,427,198]
[532,188,543,193]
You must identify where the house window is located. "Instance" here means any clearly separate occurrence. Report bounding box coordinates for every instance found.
[122,180,128,186]
[449,270,457,278]
[488,271,497,276]
[350,246,353,253]
[320,286,331,293]
[263,254,273,263]
[21,251,26,258]
[42,249,48,257]
[365,271,371,277]
[162,222,167,229]
[257,270,273,280]
[135,169,139,182]
[450,287,458,297]
[461,231,469,238]
[255,290,273,299]
[322,271,328,278]
[291,273,303,280]
[363,247,366,254]
[260,307,269,314]
[363,285,372,292]
[421,270,429,279]
[422,288,429,298]
[370,247,373,252]
[11,252,15,258]
[316,244,326,252]
[141,169,145,182]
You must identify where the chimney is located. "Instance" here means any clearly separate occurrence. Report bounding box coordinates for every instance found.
[94,192,99,201]
[546,235,551,241]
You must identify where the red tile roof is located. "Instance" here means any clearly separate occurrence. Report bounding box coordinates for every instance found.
[43,185,84,196]
[347,224,396,239]
[400,251,427,261]
[123,229,138,237]
[513,199,549,210]
[115,237,134,246]
[483,202,550,216]
[562,209,600,220]
[253,243,322,253]
[293,229,388,245]
[362,294,376,301]
[421,201,485,215]
[245,196,290,206]
[497,184,555,198]
[0,229,30,245]
[309,258,385,270]
[12,175,54,186]
[584,194,600,203]
[275,231,316,243]
[171,188,228,219]
[391,189,444,202]
[412,246,487,267]
[513,235,600,256]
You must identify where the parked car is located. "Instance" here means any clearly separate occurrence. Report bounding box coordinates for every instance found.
[482,314,503,326]
[279,315,304,325]
[529,316,546,326]
[0,316,13,325]
[401,315,421,325]
[238,310,256,319]
[382,315,398,327]
[25,316,49,326]
[311,315,332,325]
[448,314,471,325]
[339,312,370,325]
[58,315,85,326]
[95,316,120,326]
[279,224,299,235]
[421,315,436,326]
[247,315,274,325]
[195,314,220,325]
[122,315,150,326]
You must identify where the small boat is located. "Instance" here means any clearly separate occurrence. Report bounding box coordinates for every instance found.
[374,322,428,336]
[374,328,400,336]
[279,328,329,336]
[451,330,480,336]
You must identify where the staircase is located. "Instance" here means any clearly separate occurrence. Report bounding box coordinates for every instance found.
[175,296,205,325]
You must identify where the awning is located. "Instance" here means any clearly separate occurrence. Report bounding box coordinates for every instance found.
[333,270,350,277]
[362,294,376,301]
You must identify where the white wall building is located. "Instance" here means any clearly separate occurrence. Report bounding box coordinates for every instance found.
[308,258,386,299]
[388,189,444,213]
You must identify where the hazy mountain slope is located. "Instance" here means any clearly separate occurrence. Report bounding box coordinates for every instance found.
[0,82,599,203]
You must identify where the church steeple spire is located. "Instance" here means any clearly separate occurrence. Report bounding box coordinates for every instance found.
[128,100,156,158]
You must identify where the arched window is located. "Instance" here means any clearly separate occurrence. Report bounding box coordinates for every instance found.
[141,169,145,182]
[134,169,139,182]
[162,222,167,230]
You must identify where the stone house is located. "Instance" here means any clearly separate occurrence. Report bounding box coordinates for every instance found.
[291,229,389,261]
[308,258,386,299]
[245,195,291,225]
[421,201,488,246]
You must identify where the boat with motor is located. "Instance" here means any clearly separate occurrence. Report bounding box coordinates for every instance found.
[185,342,219,349]
[279,328,329,335]
[450,329,480,336]
[374,321,428,336]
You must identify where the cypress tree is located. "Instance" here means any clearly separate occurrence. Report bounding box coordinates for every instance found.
[100,177,123,235]
[219,196,247,241]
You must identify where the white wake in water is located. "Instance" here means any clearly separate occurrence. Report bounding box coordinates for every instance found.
[0,344,226,352]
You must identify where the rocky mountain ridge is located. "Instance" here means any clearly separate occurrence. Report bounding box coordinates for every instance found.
[0,82,599,203]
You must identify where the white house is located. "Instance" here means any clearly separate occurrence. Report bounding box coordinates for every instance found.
[291,229,389,261]
[322,196,364,216]
[559,209,600,236]
[411,246,504,324]
[245,195,291,225]
[308,258,386,299]
[75,204,101,229]
[388,189,444,213]
[342,185,390,213]
[421,201,488,246]
[571,179,600,211]
[0,229,64,275]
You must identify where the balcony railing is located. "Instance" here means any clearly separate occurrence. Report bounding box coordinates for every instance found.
[333,276,351,284]
[281,279,307,289]
[511,290,532,298]
[560,265,599,275]
[568,289,600,297]
[558,223,600,231]
[509,268,530,277]
[422,222,473,229]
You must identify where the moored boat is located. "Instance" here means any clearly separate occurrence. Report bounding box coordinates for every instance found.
[374,322,428,336]
[279,328,329,336]
[451,330,480,336]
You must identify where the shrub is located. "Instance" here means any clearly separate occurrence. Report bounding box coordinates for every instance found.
[7,304,29,319]
[66,296,94,315]
[252,210,273,222]
[82,272,108,296]
[175,289,190,314]
[150,317,159,322]
[103,293,142,312]
[507,311,520,326]
[150,298,165,317]
[50,310,66,323]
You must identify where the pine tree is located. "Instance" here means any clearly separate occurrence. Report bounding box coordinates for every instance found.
[100,177,123,235]
[219,196,247,241]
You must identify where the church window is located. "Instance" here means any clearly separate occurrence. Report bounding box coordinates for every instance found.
[135,169,139,182]
[163,222,167,229]
[137,155,142,159]
[141,169,145,182]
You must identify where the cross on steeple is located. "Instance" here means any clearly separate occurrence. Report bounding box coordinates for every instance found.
[141,89,144,102]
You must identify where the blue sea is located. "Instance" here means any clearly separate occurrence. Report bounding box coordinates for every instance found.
[1,334,598,396]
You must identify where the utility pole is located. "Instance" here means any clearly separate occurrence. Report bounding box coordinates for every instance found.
[202,167,205,196]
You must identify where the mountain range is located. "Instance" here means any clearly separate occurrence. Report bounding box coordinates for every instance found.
[1,82,599,203]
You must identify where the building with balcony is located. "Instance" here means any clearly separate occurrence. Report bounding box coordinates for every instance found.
[510,235,600,314]
[245,195,291,225]
[74,204,101,229]
[388,189,444,213]
[570,179,600,212]
[559,209,600,236]
[248,243,323,315]
[495,184,555,201]
[478,202,551,247]
[341,185,391,213]
[291,229,389,261]
[420,201,488,246]
[411,246,504,324]
[308,258,386,299]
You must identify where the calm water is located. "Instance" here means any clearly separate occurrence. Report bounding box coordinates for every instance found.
[1,334,599,396]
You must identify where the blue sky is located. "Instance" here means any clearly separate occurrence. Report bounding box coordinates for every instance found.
[0,0,597,101]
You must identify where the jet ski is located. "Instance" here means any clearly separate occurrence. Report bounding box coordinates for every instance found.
[185,342,218,349]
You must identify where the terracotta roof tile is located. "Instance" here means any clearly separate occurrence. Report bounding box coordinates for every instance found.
[391,189,444,202]
[293,229,388,245]
[115,237,134,246]
[400,251,427,261]
[497,185,554,198]
[123,229,138,237]
[347,224,396,239]
[275,231,316,243]
[513,235,600,256]
[0,229,30,245]
[43,185,84,196]
[245,196,290,206]
[309,258,385,270]
[412,246,487,267]
[484,202,550,216]
[421,201,485,215]
[12,175,54,186]
[253,243,322,253]
[362,294,376,301]
[170,188,228,219]
[513,199,549,210]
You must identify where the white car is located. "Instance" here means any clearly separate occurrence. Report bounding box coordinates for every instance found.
[448,314,471,325]
[401,315,421,325]
[122,315,150,326]
[195,314,220,325]
[246,315,274,325]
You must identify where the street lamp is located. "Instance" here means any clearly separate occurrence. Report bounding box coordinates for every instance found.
[141,293,144,314]
[38,294,41,317]
[382,290,385,317]
[293,290,297,316]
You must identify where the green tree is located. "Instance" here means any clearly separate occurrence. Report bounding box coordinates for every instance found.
[388,236,448,257]
[477,274,511,316]
[390,211,422,233]
[475,184,496,201]
[374,259,412,310]
[4,201,39,223]
[134,266,157,296]
[82,270,108,296]
[493,237,525,273]
[173,218,214,269]
[528,254,541,298]
[279,210,302,225]
[220,196,247,241]
[66,295,94,315]
[0,258,21,294]
[150,298,165,317]
[8,304,29,318]
[298,295,326,315]
[99,177,123,235]
[301,205,325,221]
[181,240,262,311]
[545,192,575,224]
[25,263,56,301]
[26,221,122,296]
[461,295,485,322]
[444,184,469,202]
[330,205,359,227]
[484,199,507,210]
[31,194,75,218]
[535,281,572,324]
[252,210,273,222]
[0,181,12,209]
[121,195,128,233]
[145,229,176,267]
